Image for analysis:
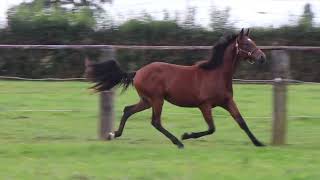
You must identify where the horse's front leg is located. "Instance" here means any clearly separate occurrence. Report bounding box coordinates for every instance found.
[223,99,265,146]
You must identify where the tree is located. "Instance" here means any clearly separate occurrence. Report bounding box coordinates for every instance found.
[163,10,170,21]
[40,0,112,10]
[298,3,314,29]
[7,0,97,44]
[209,6,233,32]
[2,0,103,78]
[183,7,197,28]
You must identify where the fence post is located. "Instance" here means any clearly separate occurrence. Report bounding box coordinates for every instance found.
[99,91,114,140]
[98,48,116,140]
[271,50,289,145]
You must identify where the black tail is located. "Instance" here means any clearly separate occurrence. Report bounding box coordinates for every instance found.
[85,59,136,92]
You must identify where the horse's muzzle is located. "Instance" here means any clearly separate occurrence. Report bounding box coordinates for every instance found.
[257,53,267,64]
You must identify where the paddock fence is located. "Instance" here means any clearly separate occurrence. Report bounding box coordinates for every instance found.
[0,44,320,145]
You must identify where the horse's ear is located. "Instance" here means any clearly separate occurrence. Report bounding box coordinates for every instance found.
[239,28,244,38]
[246,28,250,36]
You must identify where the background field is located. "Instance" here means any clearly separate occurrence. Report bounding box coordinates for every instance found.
[0,81,319,180]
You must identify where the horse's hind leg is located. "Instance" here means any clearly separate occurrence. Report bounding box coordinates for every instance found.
[181,104,215,140]
[112,99,150,138]
[151,98,184,149]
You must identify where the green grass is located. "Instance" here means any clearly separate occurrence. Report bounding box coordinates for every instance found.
[0,81,319,180]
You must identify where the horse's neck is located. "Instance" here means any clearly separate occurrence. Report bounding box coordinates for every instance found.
[220,42,239,90]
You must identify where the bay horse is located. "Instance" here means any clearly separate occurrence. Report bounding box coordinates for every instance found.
[85,28,266,148]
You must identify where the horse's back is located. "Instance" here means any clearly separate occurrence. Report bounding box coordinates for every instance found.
[133,62,205,106]
[134,62,189,88]
[134,62,195,87]
[140,61,193,70]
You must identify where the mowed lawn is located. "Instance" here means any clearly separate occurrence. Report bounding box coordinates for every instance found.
[0,81,319,180]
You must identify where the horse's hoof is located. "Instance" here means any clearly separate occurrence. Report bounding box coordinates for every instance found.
[181,133,190,140]
[107,132,115,140]
[177,143,184,149]
[254,141,266,147]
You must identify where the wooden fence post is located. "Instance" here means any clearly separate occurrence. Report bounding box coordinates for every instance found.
[99,91,114,140]
[272,77,287,145]
[98,48,116,140]
[271,50,290,145]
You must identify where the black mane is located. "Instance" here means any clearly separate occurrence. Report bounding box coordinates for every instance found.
[198,33,238,70]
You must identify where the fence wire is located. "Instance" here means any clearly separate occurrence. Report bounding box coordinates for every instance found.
[1,108,320,120]
[1,75,320,84]
[0,76,85,81]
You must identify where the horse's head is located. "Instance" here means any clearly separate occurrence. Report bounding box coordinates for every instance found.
[236,28,266,64]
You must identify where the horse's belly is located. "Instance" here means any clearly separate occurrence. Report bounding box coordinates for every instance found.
[164,88,227,107]
[164,92,202,107]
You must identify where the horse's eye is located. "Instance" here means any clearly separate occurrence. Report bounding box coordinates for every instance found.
[244,44,250,48]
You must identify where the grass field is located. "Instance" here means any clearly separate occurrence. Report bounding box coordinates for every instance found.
[0,81,319,180]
